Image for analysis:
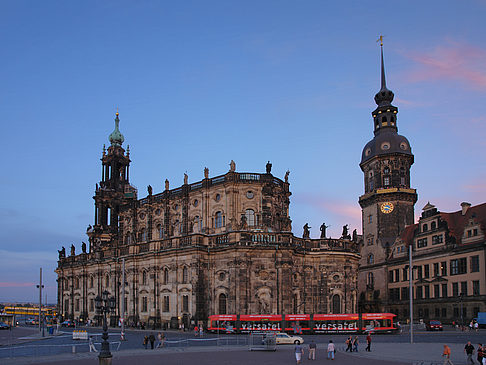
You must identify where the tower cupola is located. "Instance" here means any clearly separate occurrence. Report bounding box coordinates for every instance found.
[109,112,125,147]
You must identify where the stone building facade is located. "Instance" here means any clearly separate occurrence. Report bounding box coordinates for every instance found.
[385,202,486,323]
[55,113,360,328]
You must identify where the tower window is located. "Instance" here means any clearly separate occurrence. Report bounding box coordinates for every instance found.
[157,225,163,239]
[383,167,390,174]
[384,176,390,186]
[215,211,223,228]
[367,254,374,264]
[245,209,255,227]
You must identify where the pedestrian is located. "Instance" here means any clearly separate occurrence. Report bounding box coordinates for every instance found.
[365,333,372,352]
[143,335,148,349]
[475,322,479,332]
[89,336,98,352]
[327,340,335,360]
[443,344,453,365]
[156,332,163,348]
[308,340,316,360]
[345,336,352,352]
[294,342,304,364]
[465,341,475,365]
[477,343,483,365]
[149,333,155,349]
[470,321,474,331]
[194,325,199,337]
[199,326,203,337]
[353,336,359,352]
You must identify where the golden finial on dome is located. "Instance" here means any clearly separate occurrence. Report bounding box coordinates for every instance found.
[116,106,119,116]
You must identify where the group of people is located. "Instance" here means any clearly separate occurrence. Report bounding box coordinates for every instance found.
[194,325,204,337]
[442,341,486,365]
[294,335,372,363]
[143,332,165,349]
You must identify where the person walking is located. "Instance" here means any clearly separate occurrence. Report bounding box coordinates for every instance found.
[465,341,475,365]
[194,325,199,337]
[443,344,453,365]
[199,326,203,337]
[353,336,359,352]
[143,335,148,349]
[327,340,335,360]
[477,343,483,365]
[294,342,304,364]
[365,333,372,352]
[308,340,316,360]
[88,336,98,352]
[149,333,156,349]
[345,336,352,352]
[156,332,163,348]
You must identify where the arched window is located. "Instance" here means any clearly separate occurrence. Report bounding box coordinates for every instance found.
[423,224,428,232]
[367,254,374,265]
[142,271,147,285]
[125,233,131,245]
[431,221,436,230]
[218,293,227,315]
[182,267,188,283]
[89,276,94,288]
[105,275,110,287]
[383,167,390,174]
[245,209,255,226]
[157,225,163,239]
[139,228,147,242]
[75,277,79,289]
[400,167,406,186]
[163,268,169,285]
[332,294,341,314]
[367,272,374,286]
[193,216,202,233]
[215,211,223,228]
[368,171,374,192]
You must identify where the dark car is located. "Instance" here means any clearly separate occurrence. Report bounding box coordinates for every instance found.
[61,320,75,327]
[426,320,443,331]
[0,322,10,330]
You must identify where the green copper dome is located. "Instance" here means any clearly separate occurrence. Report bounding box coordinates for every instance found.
[109,112,124,147]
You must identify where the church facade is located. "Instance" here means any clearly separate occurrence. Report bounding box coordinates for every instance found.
[55,113,360,328]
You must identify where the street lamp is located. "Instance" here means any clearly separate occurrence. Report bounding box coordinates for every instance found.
[95,291,116,365]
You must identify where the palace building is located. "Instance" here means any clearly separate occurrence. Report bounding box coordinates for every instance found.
[55,113,360,328]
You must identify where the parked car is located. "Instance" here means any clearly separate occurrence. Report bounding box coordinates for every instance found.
[0,322,10,330]
[275,332,304,344]
[25,318,38,325]
[426,320,443,331]
[61,320,75,327]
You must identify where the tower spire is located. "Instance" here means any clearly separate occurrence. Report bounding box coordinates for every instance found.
[374,36,394,107]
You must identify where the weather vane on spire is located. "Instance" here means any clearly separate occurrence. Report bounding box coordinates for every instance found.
[377,35,384,47]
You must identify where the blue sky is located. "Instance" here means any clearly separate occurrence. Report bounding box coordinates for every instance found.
[1,1,485,302]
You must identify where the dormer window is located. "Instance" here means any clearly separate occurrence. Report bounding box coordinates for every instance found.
[422,224,428,232]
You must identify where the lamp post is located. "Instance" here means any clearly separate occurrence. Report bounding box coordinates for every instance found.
[95,291,116,365]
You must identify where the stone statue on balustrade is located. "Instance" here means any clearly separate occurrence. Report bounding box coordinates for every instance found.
[320,222,329,239]
[303,223,311,239]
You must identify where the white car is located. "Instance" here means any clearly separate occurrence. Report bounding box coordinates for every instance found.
[275,332,304,344]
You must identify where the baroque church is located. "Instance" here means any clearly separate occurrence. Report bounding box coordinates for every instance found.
[55,113,360,328]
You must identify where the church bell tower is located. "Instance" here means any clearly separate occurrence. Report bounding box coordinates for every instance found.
[88,112,136,251]
[358,42,418,311]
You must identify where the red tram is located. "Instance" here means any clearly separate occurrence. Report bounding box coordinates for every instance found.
[208,313,397,334]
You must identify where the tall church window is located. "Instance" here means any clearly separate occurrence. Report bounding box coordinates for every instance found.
[142,271,147,285]
[193,216,202,233]
[125,233,131,245]
[157,224,163,239]
[367,272,374,287]
[368,171,374,191]
[367,254,374,265]
[182,267,188,283]
[105,275,110,287]
[163,268,169,284]
[384,176,390,186]
[163,296,169,312]
[139,228,147,242]
[400,167,406,186]
[332,294,341,314]
[215,211,223,228]
[245,209,256,226]
[218,293,227,315]
[89,276,94,288]
[141,297,147,312]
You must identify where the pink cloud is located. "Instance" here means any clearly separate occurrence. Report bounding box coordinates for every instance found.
[0,282,36,288]
[402,41,486,89]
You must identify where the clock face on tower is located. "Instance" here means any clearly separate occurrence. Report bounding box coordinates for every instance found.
[381,202,394,214]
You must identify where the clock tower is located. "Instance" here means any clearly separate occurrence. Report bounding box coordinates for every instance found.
[358,44,417,311]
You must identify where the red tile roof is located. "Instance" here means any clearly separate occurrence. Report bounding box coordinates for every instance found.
[439,202,486,243]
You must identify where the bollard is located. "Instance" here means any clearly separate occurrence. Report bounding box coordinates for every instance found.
[72,345,76,354]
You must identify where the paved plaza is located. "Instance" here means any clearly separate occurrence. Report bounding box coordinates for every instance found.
[1,326,485,365]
